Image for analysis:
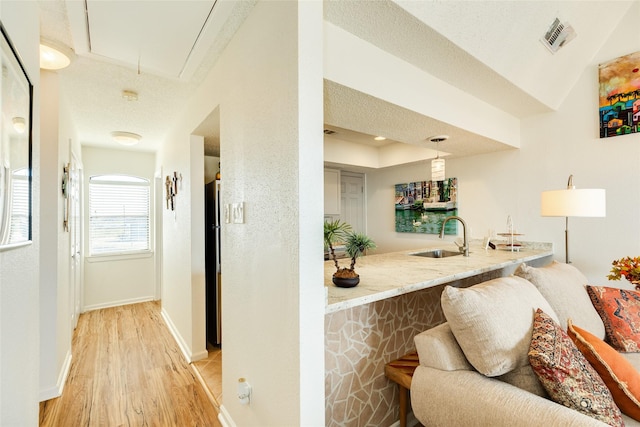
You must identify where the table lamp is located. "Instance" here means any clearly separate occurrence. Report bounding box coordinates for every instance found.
[541,174,606,263]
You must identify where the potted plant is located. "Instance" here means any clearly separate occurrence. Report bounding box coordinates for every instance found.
[324,219,376,288]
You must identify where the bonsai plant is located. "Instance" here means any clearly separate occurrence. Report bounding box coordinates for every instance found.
[324,219,376,288]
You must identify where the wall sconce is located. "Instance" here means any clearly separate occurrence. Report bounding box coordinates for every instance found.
[12,117,26,134]
[541,174,606,263]
[165,171,182,210]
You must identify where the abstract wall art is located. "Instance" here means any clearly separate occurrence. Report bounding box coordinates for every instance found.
[599,51,640,138]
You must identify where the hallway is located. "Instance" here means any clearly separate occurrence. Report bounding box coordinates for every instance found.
[39,302,221,426]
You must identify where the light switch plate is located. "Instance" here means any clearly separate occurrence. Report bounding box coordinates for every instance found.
[224,204,231,224]
[232,202,244,224]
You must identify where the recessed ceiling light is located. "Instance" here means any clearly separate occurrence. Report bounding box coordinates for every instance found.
[39,40,73,70]
[428,135,449,143]
[374,136,386,141]
[111,131,142,146]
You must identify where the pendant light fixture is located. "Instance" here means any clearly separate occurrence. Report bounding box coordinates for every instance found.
[429,135,448,181]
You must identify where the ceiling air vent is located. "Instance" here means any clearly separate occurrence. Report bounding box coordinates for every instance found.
[541,17,576,54]
[324,129,336,135]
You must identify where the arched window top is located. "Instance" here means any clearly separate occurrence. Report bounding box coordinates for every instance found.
[90,174,149,185]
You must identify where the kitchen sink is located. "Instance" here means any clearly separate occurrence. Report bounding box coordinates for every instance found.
[411,249,462,258]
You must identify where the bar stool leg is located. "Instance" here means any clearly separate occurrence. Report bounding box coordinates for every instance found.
[398,384,408,427]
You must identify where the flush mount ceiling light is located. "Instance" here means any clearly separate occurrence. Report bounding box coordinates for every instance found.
[122,90,139,101]
[111,131,142,146]
[374,136,386,141]
[12,117,26,134]
[39,39,73,70]
[429,135,449,181]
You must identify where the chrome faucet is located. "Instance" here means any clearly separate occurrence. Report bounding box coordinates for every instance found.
[440,216,469,257]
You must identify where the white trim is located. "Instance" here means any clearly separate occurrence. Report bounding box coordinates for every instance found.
[218,405,236,427]
[39,350,72,402]
[83,296,154,312]
[191,348,208,362]
[160,307,193,362]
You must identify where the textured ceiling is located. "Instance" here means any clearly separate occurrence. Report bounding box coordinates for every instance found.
[39,0,256,152]
[38,0,638,161]
[324,80,514,160]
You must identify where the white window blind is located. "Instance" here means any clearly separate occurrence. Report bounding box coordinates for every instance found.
[8,168,30,243]
[89,175,150,256]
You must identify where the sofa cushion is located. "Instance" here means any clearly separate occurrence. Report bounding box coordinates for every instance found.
[441,275,559,377]
[414,323,472,371]
[496,364,548,397]
[568,320,640,421]
[587,285,640,352]
[515,261,605,339]
[528,309,624,426]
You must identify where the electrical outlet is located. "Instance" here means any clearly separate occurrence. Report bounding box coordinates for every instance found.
[224,204,230,224]
[238,378,251,405]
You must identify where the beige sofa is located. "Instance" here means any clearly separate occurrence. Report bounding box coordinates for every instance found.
[411,261,640,427]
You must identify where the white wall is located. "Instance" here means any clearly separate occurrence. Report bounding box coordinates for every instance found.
[82,146,156,310]
[39,69,74,401]
[367,2,640,287]
[158,1,325,425]
[0,2,41,424]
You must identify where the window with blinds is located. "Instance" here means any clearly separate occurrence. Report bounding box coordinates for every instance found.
[8,168,30,243]
[89,174,150,256]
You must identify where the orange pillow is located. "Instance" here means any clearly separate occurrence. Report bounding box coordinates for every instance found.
[568,320,640,421]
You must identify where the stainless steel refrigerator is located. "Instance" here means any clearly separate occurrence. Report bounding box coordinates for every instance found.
[205,179,222,346]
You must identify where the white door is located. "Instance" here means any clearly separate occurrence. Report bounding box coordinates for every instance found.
[69,152,83,329]
[340,172,365,233]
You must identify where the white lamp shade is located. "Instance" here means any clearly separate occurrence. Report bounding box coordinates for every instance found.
[431,158,445,181]
[541,188,606,217]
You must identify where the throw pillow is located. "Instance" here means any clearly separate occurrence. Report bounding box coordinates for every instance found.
[515,261,605,339]
[441,275,559,377]
[587,285,640,352]
[528,309,624,426]
[568,320,640,421]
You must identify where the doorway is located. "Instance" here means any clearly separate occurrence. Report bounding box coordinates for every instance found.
[69,151,83,330]
[340,171,366,233]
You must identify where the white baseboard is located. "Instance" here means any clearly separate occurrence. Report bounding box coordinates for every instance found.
[218,405,236,427]
[160,307,194,363]
[191,349,209,362]
[83,296,155,312]
[39,350,72,402]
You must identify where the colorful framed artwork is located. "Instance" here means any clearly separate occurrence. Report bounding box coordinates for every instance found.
[395,178,458,234]
[598,51,640,138]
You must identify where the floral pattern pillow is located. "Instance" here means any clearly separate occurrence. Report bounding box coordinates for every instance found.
[529,309,624,426]
[587,285,640,352]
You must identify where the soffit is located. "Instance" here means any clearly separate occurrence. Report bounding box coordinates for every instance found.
[324,80,514,160]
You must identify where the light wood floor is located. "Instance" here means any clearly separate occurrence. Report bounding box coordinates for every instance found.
[39,301,221,427]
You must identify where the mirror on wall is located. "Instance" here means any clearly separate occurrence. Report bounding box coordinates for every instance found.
[0,22,33,249]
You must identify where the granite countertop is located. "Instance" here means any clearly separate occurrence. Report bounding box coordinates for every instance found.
[324,240,553,314]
